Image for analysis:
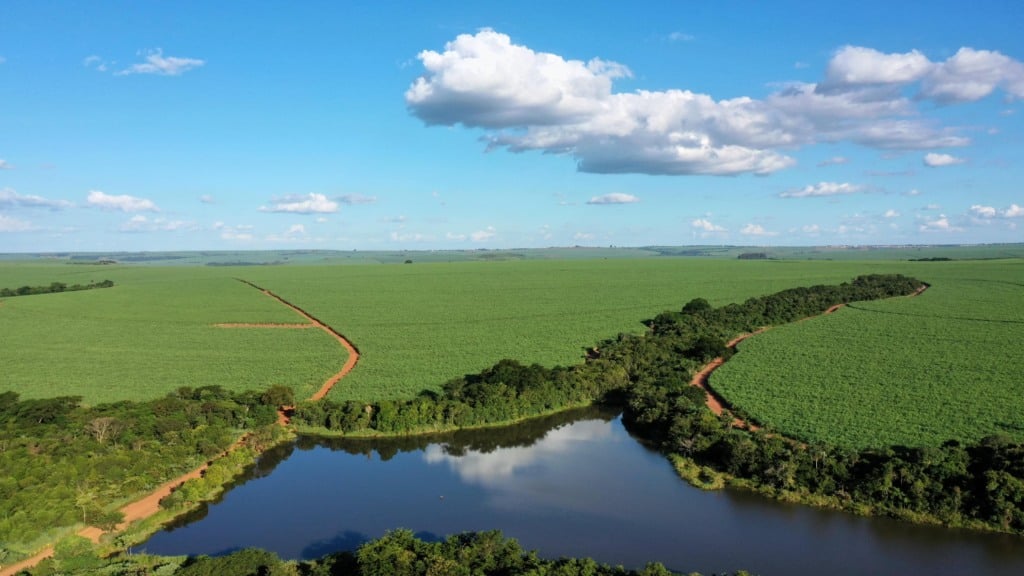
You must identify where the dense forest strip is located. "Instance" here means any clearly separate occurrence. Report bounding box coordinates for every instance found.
[235,279,360,401]
[0,279,113,298]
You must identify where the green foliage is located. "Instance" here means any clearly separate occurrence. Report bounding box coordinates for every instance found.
[0,386,279,554]
[0,278,113,298]
[714,260,1024,447]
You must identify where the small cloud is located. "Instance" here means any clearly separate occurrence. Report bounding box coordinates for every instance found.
[779,182,861,198]
[199,194,215,204]
[970,204,997,219]
[903,189,922,196]
[923,152,965,167]
[587,193,639,205]
[740,223,777,236]
[390,231,434,243]
[446,232,467,241]
[0,159,12,170]
[214,221,254,241]
[794,61,809,69]
[918,214,962,232]
[816,156,848,167]
[120,215,196,232]
[83,55,109,72]
[883,209,901,218]
[117,49,204,76]
[287,224,306,236]
[802,224,821,234]
[971,203,1024,219]
[691,218,726,233]
[923,203,942,211]
[337,193,377,205]
[259,193,338,214]
[574,232,595,241]
[667,32,695,43]
[471,226,497,242]
[86,190,159,212]
[0,188,72,210]
[383,215,408,224]
[0,213,33,232]
[315,217,328,223]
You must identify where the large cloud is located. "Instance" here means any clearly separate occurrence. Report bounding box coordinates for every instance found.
[407,31,1022,177]
[86,190,159,212]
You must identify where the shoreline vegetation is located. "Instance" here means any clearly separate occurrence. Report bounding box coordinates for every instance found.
[4,273,1024,575]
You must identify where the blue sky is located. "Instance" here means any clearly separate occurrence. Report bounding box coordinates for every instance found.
[1,1,1022,252]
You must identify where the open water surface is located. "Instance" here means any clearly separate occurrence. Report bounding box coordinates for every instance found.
[142,407,1024,575]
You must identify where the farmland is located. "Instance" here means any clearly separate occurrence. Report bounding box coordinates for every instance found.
[0,265,343,404]
[238,258,910,401]
[712,259,1024,447]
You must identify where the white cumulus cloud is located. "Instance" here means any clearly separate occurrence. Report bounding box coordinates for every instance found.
[740,223,776,236]
[884,209,901,218]
[120,215,196,232]
[971,203,1024,219]
[779,182,862,198]
[407,32,1024,178]
[86,190,159,212]
[587,193,639,205]
[471,226,497,242]
[923,152,965,167]
[117,49,205,76]
[260,193,338,214]
[691,218,726,233]
[918,214,962,232]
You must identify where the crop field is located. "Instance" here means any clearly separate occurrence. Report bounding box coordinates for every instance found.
[712,259,1024,448]
[0,265,343,404]
[239,258,918,401]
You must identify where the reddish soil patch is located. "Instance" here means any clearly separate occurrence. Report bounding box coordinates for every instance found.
[249,286,360,401]
[1,548,54,576]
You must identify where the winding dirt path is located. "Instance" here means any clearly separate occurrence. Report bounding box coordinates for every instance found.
[0,282,361,576]
[690,284,929,431]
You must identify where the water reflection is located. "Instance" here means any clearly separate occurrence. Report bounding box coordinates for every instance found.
[142,407,1024,576]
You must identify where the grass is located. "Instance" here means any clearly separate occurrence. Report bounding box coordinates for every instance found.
[0,265,344,404]
[712,259,1024,448]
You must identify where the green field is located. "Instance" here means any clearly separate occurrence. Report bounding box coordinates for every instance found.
[0,265,343,404]
[712,259,1024,447]
[4,257,899,404]
[239,259,904,400]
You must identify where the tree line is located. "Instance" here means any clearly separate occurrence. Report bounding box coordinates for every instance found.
[25,529,754,575]
[0,279,114,298]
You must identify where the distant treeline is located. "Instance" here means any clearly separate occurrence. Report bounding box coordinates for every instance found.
[0,279,113,297]
[30,529,750,576]
[909,257,953,261]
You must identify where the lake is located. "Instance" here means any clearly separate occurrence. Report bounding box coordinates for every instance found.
[142,407,1024,575]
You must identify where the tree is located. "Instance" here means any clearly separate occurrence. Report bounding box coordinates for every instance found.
[86,416,124,444]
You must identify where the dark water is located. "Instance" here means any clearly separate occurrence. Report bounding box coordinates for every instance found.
[142,407,1024,575]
